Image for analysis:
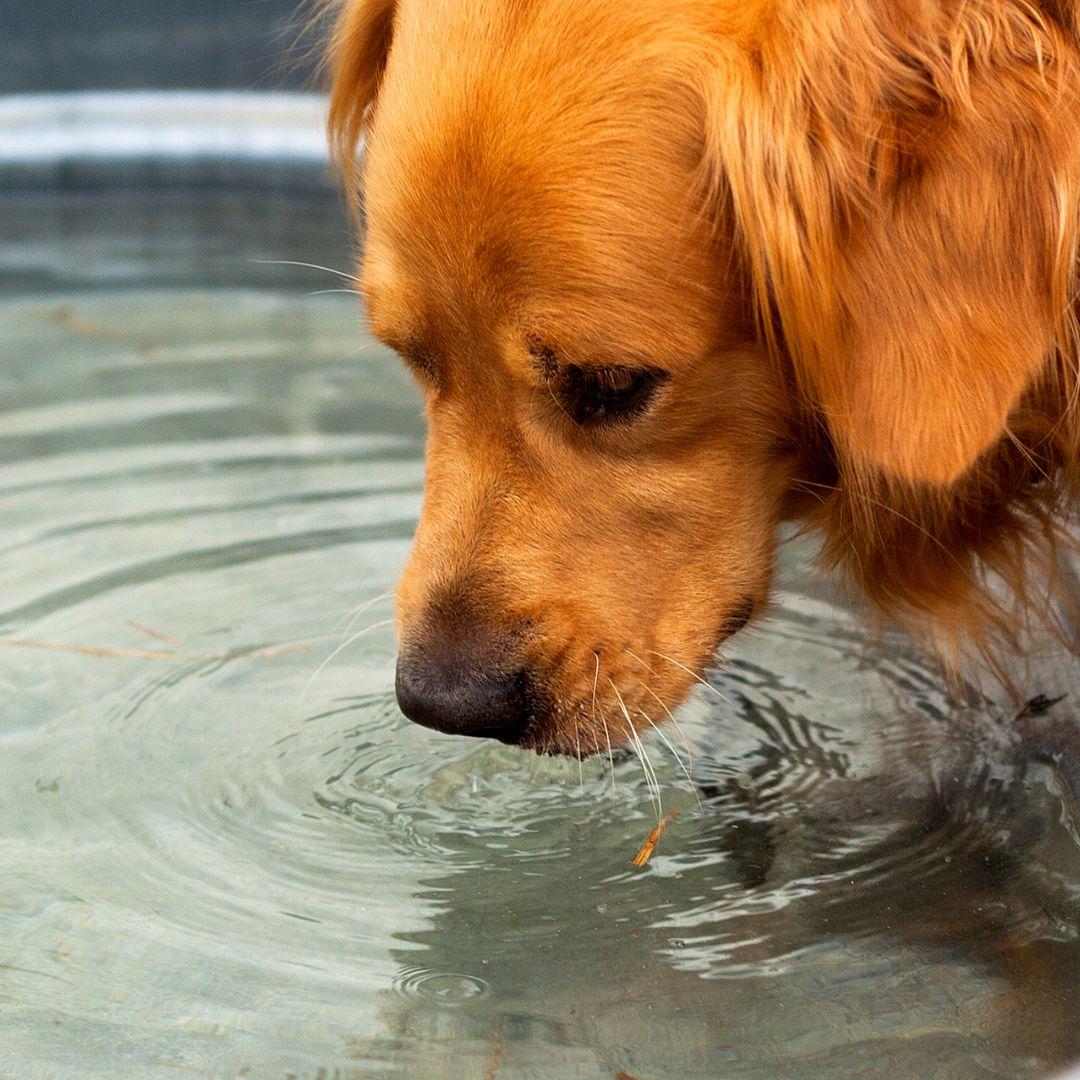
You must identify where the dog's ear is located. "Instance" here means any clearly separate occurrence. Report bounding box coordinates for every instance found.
[326,0,397,198]
[702,3,1080,488]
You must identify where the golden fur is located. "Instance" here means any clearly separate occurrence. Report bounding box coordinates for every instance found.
[324,0,1080,752]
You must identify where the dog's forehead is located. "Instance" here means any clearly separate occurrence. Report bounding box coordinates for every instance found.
[364,5,709,244]
[361,192,723,375]
[356,0,737,366]
[361,106,719,366]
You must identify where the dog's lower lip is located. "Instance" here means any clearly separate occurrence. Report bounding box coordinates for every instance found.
[492,723,527,746]
[512,715,539,750]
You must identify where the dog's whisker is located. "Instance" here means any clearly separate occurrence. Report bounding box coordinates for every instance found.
[590,730,605,784]
[649,650,740,711]
[300,618,394,705]
[528,751,546,787]
[336,588,394,636]
[624,648,696,778]
[611,686,648,800]
[592,652,617,797]
[343,339,393,360]
[631,722,664,824]
[625,722,655,819]
[623,664,700,806]
[601,716,617,798]
[608,677,662,821]
[573,716,585,790]
[524,719,551,785]
[250,258,361,283]
[637,680,695,782]
[637,706,701,809]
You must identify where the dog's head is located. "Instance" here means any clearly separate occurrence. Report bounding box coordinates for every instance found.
[328,0,1080,753]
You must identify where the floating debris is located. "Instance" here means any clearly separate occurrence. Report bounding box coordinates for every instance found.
[631,811,679,868]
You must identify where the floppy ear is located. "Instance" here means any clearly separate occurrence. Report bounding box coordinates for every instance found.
[702,1,1080,488]
[325,0,398,199]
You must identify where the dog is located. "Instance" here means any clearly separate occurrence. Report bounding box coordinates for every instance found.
[323,0,1080,756]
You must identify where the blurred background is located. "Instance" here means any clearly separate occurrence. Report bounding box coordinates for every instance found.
[4,2,320,93]
[0,2,351,292]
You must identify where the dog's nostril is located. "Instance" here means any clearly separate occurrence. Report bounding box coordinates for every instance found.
[395,653,530,743]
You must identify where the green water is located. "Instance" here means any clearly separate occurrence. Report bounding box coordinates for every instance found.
[2,192,1080,1079]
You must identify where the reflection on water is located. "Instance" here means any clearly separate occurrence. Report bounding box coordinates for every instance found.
[1,192,1079,1078]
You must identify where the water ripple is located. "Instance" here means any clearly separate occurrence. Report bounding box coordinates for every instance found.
[3,281,1079,1079]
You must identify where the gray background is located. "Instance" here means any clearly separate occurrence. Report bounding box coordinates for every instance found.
[3,2,323,93]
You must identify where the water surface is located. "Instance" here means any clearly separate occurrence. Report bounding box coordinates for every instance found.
[2,192,1080,1079]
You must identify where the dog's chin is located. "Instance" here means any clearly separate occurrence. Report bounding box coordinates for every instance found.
[516,726,600,759]
[508,700,603,759]
[526,620,756,758]
[511,694,665,760]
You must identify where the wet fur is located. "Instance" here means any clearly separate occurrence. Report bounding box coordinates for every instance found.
[323,0,1080,752]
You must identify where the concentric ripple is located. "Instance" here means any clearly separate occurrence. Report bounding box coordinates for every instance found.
[2,193,1080,1080]
[392,967,492,1006]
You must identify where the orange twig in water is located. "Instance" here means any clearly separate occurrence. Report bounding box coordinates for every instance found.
[0,639,311,662]
[125,620,181,646]
[631,811,678,867]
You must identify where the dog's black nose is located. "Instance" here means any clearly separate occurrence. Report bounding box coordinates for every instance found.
[395,650,530,742]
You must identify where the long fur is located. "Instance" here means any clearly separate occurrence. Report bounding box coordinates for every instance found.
[325,0,1080,680]
[697,0,1080,668]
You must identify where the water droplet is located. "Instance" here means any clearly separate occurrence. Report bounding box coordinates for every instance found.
[392,967,491,1007]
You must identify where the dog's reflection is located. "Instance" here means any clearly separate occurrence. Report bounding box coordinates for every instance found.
[352,683,1080,1079]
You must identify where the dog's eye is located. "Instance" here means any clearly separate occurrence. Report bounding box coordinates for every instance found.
[558,365,666,427]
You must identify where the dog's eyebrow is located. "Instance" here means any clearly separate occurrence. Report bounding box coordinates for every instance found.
[524,333,667,378]
[525,334,559,378]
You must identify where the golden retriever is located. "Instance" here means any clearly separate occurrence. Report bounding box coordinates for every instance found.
[323,0,1080,754]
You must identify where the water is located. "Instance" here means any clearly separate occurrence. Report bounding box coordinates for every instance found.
[2,191,1080,1079]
